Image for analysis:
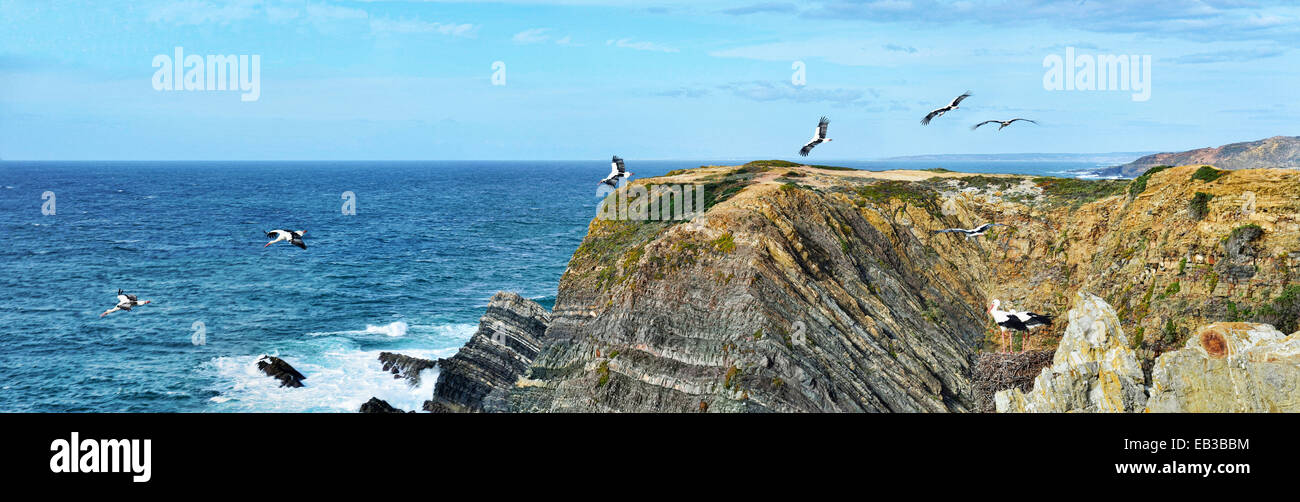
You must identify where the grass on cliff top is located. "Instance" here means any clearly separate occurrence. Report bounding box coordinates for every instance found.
[1128,165,1172,198]
[742,159,860,171]
[852,180,943,217]
[1191,165,1227,183]
[1033,177,1128,209]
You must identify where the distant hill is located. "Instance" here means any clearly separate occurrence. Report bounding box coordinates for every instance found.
[1107,136,1300,178]
[883,152,1152,164]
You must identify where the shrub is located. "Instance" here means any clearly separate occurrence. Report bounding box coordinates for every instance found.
[1191,165,1226,183]
[1128,165,1172,198]
[1189,192,1214,220]
[1259,285,1300,334]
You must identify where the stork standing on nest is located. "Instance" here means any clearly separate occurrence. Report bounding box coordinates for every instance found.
[987,299,1053,353]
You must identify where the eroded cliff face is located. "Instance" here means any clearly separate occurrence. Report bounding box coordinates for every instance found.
[471,161,1299,413]
[423,292,550,413]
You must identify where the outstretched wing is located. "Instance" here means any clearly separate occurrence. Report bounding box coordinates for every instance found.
[612,155,625,173]
[816,116,830,140]
[950,91,972,107]
[921,108,942,125]
[1008,118,1037,125]
[799,139,822,157]
[932,228,964,234]
[971,120,998,130]
[291,238,307,250]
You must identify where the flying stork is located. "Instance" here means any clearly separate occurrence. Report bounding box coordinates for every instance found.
[987,299,1053,353]
[599,156,632,188]
[921,91,972,125]
[932,223,1006,240]
[100,289,151,318]
[798,116,831,157]
[265,229,307,249]
[972,118,1038,131]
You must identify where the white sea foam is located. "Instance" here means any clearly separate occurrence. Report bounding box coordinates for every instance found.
[306,321,475,340]
[204,346,460,413]
[365,321,408,337]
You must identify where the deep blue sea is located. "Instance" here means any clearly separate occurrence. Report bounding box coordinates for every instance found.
[0,159,1106,412]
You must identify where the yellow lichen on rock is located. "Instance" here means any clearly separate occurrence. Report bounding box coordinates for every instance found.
[1146,323,1300,412]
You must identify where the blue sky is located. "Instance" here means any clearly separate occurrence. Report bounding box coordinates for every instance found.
[1,0,1297,160]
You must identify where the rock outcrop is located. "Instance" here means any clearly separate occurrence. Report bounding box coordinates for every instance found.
[255,355,305,388]
[359,397,406,413]
[378,352,436,385]
[1108,136,1300,177]
[422,292,550,413]
[1147,323,1300,412]
[996,292,1147,413]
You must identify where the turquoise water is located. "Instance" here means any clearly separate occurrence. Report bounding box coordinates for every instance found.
[0,160,1104,412]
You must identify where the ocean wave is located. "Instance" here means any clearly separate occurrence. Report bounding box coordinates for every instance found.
[307,320,408,337]
[365,321,408,337]
[306,321,476,340]
[203,346,458,412]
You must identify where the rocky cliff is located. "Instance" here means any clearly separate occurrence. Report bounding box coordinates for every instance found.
[422,292,550,413]
[439,160,1300,412]
[1107,136,1300,177]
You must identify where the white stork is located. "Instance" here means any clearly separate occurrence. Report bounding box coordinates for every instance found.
[265,229,307,249]
[932,223,1006,240]
[921,91,972,125]
[972,118,1038,131]
[100,289,151,318]
[798,116,831,157]
[599,156,632,188]
[987,299,1053,353]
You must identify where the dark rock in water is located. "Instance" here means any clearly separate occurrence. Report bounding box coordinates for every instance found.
[256,355,305,388]
[359,397,405,413]
[972,351,1053,413]
[378,352,436,385]
[422,291,550,413]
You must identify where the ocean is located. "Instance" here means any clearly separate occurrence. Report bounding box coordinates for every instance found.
[0,159,1110,412]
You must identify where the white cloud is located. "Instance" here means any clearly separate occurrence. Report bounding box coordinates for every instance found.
[513,28,552,44]
[606,38,679,53]
[370,17,477,37]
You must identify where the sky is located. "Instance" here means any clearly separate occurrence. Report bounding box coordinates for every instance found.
[0,0,1297,160]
